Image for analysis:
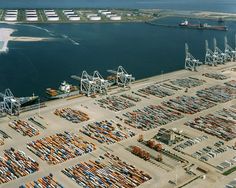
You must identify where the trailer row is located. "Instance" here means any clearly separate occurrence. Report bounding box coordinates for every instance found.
[62,152,151,188]
[80,120,135,144]
[54,108,89,123]
[123,105,184,130]
[185,114,236,141]
[27,132,96,165]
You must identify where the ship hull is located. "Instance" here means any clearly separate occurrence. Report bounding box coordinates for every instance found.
[179,24,228,31]
[46,90,80,99]
[19,96,39,107]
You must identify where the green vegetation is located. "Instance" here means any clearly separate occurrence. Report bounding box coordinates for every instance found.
[223,166,236,176]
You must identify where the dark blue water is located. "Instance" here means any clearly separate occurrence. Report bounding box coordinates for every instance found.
[0,0,236,13]
[0,17,235,98]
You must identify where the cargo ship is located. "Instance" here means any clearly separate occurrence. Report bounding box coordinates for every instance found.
[46,81,80,99]
[18,94,39,107]
[179,20,228,31]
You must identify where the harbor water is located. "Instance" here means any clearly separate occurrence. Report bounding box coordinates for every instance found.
[0,17,236,98]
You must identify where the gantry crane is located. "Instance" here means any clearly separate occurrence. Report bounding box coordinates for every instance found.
[184,43,202,71]
[107,66,135,87]
[213,38,226,64]
[205,40,217,66]
[224,36,236,62]
[0,89,20,116]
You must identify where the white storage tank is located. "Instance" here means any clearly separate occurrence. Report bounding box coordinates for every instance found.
[101,11,111,15]
[26,13,37,16]
[47,16,59,21]
[89,16,101,21]
[106,14,116,18]
[68,16,80,21]
[26,16,38,21]
[45,12,57,16]
[64,11,75,15]
[5,16,17,21]
[98,9,108,13]
[110,16,121,21]
[63,9,73,12]
[6,10,18,14]
[44,9,54,12]
[86,14,98,18]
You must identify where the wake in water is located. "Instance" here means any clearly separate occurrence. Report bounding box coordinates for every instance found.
[14,23,80,45]
[61,34,80,45]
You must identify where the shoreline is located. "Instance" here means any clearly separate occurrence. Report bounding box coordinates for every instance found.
[0,28,15,53]
[37,62,236,108]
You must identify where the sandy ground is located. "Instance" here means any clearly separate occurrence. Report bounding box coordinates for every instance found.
[0,27,51,53]
[0,28,15,53]
[11,37,52,42]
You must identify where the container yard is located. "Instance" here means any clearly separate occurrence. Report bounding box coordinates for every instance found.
[162,95,216,114]
[0,62,235,188]
[216,108,236,120]
[202,73,228,80]
[62,152,152,188]
[225,80,236,88]
[123,105,184,130]
[0,130,11,145]
[97,95,136,111]
[138,83,174,98]
[170,77,206,88]
[54,108,89,123]
[120,94,141,102]
[8,120,40,137]
[0,148,39,184]
[196,85,236,103]
[20,174,64,188]
[27,132,96,165]
[80,120,135,144]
